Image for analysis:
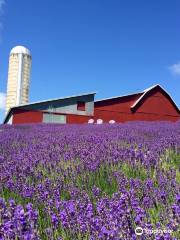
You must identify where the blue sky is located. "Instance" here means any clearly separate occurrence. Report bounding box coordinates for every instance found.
[0,0,180,123]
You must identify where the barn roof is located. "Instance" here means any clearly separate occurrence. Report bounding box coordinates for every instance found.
[95,91,142,103]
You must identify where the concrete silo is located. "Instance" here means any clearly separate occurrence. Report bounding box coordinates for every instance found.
[5,46,31,114]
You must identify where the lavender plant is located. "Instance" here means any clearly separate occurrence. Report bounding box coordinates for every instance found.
[0,121,179,239]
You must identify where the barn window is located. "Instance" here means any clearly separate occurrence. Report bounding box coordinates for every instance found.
[43,113,66,124]
[77,101,86,111]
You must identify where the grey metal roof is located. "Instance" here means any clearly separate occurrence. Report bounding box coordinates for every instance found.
[14,92,96,107]
[95,91,143,102]
[95,84,162,103]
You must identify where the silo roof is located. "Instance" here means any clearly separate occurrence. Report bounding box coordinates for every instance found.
[10,46,31,55]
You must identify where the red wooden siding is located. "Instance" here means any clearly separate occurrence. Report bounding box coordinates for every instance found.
[13,110,43,124]
[134,88,179,116]
[12,109,91,124]
[94,94,141,122]
[67,114,91,124]
[95,94,142,113]
[94,109,179,122]
[94,89,180,122]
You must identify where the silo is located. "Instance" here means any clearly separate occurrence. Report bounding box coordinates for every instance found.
[5,46,31,113]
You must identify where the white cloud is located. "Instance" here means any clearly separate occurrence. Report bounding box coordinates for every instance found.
[0,92,6,110]
[169,62,180,76]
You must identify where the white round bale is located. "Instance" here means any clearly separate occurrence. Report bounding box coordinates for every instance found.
[88,119,94,124]
[109,120,116,124]
[97,119,103,124]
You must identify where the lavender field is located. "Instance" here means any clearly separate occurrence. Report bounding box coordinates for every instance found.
[0,122,179,240]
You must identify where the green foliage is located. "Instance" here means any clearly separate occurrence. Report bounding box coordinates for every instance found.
[148,204,163,225]
[161,149,180,183]
[1,187,30,205]
[121,163,147,181]
[76,164,118,197]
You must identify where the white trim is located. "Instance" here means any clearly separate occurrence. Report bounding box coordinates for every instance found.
[142,84,159,92]
[131,84,159,109]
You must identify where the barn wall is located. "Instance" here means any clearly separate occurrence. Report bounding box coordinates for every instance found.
[94,94,141,123]
[133,113,179,122]
[94,89,180,123]
[42,112,91,124]
[94,109,130,122]
[13,110,43,124]
[12,109,91,124]
[94,109,179,122]
[135,89,180,116]
[95,94,141,113]
[67,114,91,124]
[20,95,94,116]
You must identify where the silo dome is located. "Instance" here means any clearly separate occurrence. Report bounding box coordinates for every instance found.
[10,46,31,55]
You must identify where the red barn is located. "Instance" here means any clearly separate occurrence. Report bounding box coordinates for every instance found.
[94,85,180,122]
[3,85,180,124]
